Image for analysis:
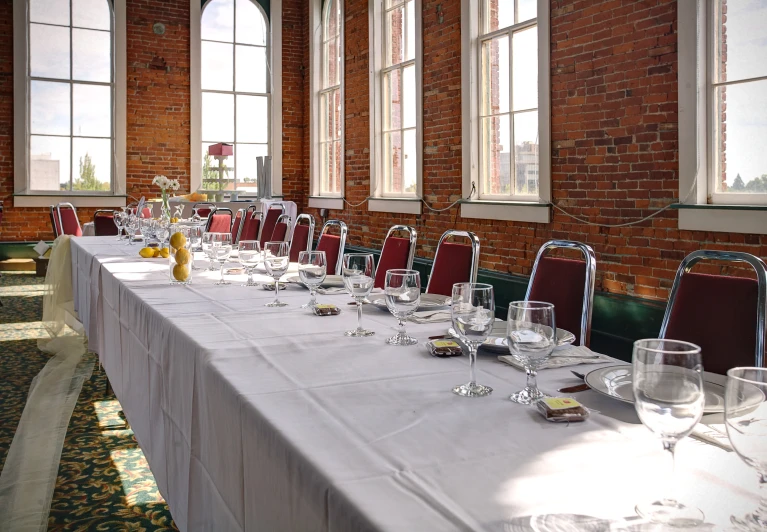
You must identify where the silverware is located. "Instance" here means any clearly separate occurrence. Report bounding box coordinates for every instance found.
[557,383,590,393]
[571,370,586,380]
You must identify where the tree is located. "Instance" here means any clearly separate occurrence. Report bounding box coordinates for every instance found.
[73,153,109,191]
[731,173,745,191]
[744,174,767,193]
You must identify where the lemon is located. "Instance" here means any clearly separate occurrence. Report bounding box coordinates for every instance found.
[174,247,190,265]
[169,232,186,250]
[160,247,170,259]
[139,247,155,259]
[153,248,161,258]
[172,263,189,282]
[170,217,180,223]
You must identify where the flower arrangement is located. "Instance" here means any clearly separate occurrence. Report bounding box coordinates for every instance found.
[153,175,180,220]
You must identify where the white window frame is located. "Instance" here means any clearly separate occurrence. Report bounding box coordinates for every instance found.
[191,0,282,196]
[678,0,767,234]
[460,0,550,223]
[309,0,344,210]
[13,0,127,208]
[368,0,423,215]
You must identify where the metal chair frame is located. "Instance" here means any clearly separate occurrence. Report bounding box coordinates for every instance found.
[193,202,217,217]
[235,205,261,243]
[290,213,315,253]
[274,213,292,242]
[231,208,246,244]
[659,250,767,368]
[381,225,418,270]
[316,219,348,275]
[257,203,285,243]
[53,202,81,237]
[204,207,234,233]
[425,230,480,293]
[525,240,597,347]
[93,209,117,236]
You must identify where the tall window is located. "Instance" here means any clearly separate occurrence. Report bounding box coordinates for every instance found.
[201,0,269,192]
[318,0,342,195]
[26,0,114,193]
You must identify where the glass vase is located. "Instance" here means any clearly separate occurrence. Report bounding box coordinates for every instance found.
[169,225,193,285]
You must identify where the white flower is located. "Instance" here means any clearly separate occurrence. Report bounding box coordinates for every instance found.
[169,179,180,191]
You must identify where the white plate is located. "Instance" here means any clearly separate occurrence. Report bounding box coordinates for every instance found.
[285,274,346,288]
[368,293,451,312]
[449,322,576,353]
[584,365,726,414]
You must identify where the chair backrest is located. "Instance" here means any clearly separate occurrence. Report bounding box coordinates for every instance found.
[205,208,233,234]
[258,203,285,245]
[525,240,596,347]
[374,225,417,289]
[231,208,245,244]
[93,209,118,236]
[271,214,291,242]
[238,206,261,242]
[426,230,479,296]
[53,203,82,237]
[289,214,315,262]
[140,207,152,219]
[315,219,348,275]
[193,202,216,218]
[660,250,767,374]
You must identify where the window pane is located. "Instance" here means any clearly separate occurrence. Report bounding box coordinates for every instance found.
[386,6,404,67]
[512,26,537,111]
[481,35,509,115]
[325,0,338,39]
[202,0,234,42]
[235,0,267,46]
[332,140,342,194]
[484,0,513,33]
[237,143,267,188]
[716,0,767,83]
[324,36,339,88]
[405,0,414,61]
[320,92,331,143]
[715,80,767,194]
[514,110,538,195]
[73,83,111,137]
[481,114,510,195]
[73,0,111,30]
[403,128,416,194]
[72,137,111,191]
[333,88,342,140]
[236,95,269,143]
[518,0,536,23]
[320,142,331,193]
[31,81,70,135]
[73,28,111,82]
[384,130,402,194]
[30,24,70,79]
[30,0,69,26]
[202,92,234,141]
[402,65,416,129]
[30,135,70,190]
[202,41,234,91]
[202,143,235,189]
[383,68,401,132]
[235,45,267,93]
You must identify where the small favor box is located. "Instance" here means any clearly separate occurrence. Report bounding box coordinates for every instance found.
[168,225,193,285]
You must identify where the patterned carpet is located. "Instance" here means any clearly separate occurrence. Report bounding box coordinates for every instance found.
[0,273,177,531]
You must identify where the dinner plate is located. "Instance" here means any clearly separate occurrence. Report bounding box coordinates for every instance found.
[584,365,726,414]
[285,274,346,288]
[450,322,576,353]
[368,293,451,312]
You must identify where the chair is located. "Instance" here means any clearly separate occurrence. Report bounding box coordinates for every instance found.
[93,210,118,236]
[231,208,245,244]
[140,207,152,218]
[50,203,83,237]
[205,208,233,234]
[288,214,315,262]
[373,225,417,289]
[659,250,767,374]
[525,240,596,347]
[237,205,261,242]
[258,203,286,245]
[270,214,291,242]
[316,220,348,275]
[193,202,216,218]
[425,230,480,296]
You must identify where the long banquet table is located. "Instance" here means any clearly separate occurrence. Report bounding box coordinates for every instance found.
[70,236,759,531]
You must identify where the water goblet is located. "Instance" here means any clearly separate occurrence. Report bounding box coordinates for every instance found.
[113,211,124,240]
[238,240,262,287]
[342,253,376,337]
[507,301,556,404]
[211,233,233,285]
[188,226,204,269]
[155,220,170,248]
[384,269,420,346]
[297,250,327,308]
[263,241,290,307]
[140,217,156,245]
[725,367,767,530]
[202,232,219,271]
[451,283,494,397]
[124,214,139,245]
[633,339,705,527]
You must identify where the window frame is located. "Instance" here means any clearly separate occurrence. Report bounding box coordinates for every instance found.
[13,0,127,207]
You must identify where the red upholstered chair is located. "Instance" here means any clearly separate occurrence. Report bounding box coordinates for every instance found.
[51,203,83,237]
[205,208,233,234]
[231,208,245,244]
[238,206,261,242]
[288,214,315,262]
[316,219,348,275]
[660,250,767,374]
[140,207,152,218]
[270,214,291,242]
[193,202,216,218]
[425,230,480,297]
[525,240,597,347]
[374,225,417,289]
[93,210,119,236]
[258,204,285,246]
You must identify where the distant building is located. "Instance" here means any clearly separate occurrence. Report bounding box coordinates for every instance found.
[30,152,61,191]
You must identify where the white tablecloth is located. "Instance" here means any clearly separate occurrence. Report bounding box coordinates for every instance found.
[70,237,759,532]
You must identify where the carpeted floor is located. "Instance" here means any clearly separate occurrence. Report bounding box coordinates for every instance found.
[0,272,177,531]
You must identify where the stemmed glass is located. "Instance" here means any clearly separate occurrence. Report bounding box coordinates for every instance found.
[189,226,204,267]
[725,367,767,530]
[202,232,219,271]
[124,214,139,245]
[298,250,326,308]
[155,219,170,248]
[451,283,495,397]
[212,233,233,285]
[384,269,420,346]
[238,240,262,287]
[140,218,156,245]
[633,339,705,527]
[507,301,557,404]
[263,241,290,307]
[342,253,376,337]
[113,211,124,240]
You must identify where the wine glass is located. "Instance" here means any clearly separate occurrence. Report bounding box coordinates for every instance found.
[342,253,376,337]
[384,269,420,346]
[633,339,705,527]
[451,283,495,397]
[263,241,290,307]
[238,240,262,287]
[140,217,156,245]
[725,367,767,530]
[202,232,219,271]
[189,225,204,264]
[211,233,232,285]
[113,211,124,240]
[298,250,327,308]
[506,301,556,404]
[124,214,139,245]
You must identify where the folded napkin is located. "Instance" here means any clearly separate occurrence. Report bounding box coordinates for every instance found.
[691,414,732,451]
[498,346,612,370]
[409,310,452,324]
[316,287,348,295]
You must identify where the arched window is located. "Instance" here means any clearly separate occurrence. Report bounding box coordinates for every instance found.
[201,0,269,192]
[319,0,342,195]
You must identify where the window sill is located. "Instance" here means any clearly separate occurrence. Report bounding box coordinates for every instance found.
[368,197,421,215]
[308,196,345,210]
[461,200,550,223]
[673,203,767,235]
[13,194,128,208]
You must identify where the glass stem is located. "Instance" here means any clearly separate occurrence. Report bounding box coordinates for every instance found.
[309,288,316,306]
[275,277,280,302]
[219,262,225,282]
[248,268,254,284]
[526,368,538,391]
[663,440,677,503]
[468,344,477,386]
[356,300,363,331]
[397,317,406,338]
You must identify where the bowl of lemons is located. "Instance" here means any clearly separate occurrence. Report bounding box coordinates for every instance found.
[168,226,193,285]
